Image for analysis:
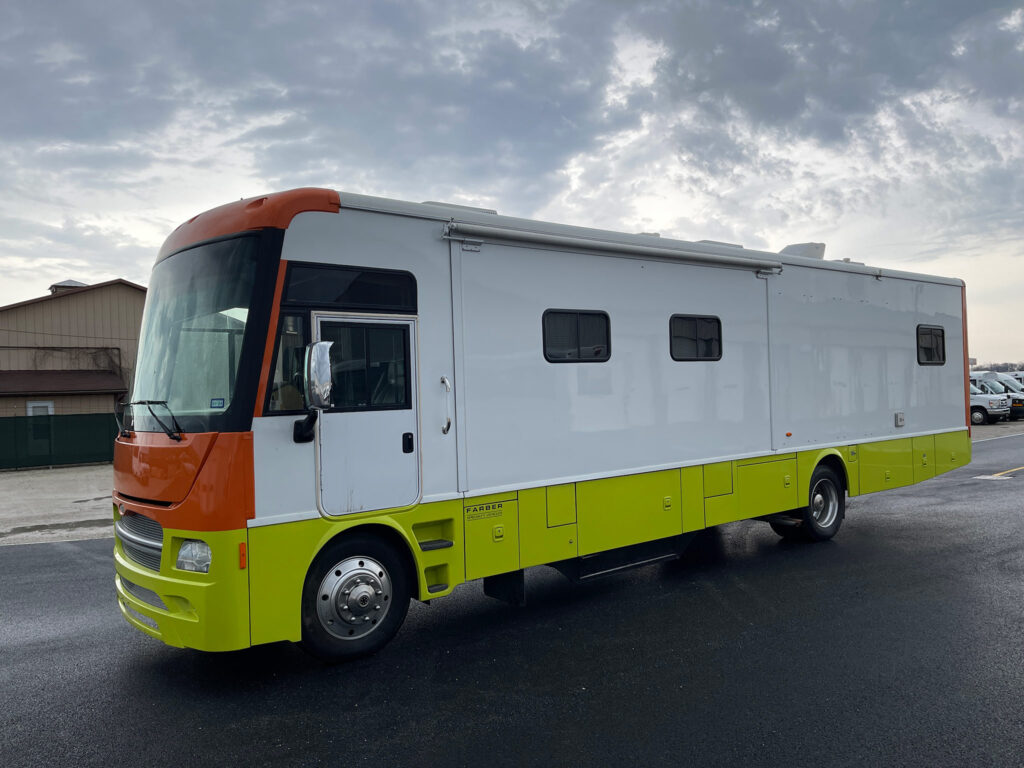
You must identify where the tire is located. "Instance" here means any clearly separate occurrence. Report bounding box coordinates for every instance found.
[301,533,412,662]
[768,519,805,539]
[970,407,986,426]
[801,465,845,542]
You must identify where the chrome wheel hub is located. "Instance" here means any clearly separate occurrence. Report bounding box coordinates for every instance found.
[316,557,392,640]
[810,480,838,529]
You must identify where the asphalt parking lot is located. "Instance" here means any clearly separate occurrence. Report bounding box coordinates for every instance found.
[1,427,1023,767]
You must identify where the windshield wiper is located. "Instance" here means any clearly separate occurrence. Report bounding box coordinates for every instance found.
[127,400,184,442]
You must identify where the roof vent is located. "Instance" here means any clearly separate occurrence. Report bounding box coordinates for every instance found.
[49,279,88,294]
[780,243,826,259]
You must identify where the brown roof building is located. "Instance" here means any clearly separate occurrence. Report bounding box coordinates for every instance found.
[0,279,146,419]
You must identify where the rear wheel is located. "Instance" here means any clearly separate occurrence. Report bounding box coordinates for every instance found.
[301,533,412,662]
[802,465,845,541]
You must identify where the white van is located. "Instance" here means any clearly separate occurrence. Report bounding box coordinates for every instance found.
[970,371,1024,420]
[969,382,1009,424]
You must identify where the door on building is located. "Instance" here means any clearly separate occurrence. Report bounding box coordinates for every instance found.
[314,315,420,516]
[25,400,54,458]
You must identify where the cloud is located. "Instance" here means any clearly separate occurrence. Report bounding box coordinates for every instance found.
[0,0,1022,360]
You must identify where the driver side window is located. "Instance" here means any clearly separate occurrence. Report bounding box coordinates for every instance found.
[267,314,307,413]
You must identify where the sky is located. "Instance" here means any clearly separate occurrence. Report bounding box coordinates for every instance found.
[1,0,1022,363]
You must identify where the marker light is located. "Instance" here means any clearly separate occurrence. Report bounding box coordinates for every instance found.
[176,539,212,573]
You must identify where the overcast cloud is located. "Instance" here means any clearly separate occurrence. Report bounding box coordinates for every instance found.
[1,0,1022,361]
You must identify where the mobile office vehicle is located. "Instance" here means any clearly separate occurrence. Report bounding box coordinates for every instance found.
[113,188,971,660]
[968,383,1009,425]
[970,371,1024,420]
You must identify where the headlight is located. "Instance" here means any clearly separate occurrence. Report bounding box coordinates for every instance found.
[176,539,212,573]
[989,399,998,407]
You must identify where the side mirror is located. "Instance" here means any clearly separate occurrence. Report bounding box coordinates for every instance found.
[303,341,333,410]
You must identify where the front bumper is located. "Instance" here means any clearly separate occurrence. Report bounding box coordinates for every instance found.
[113,509,251,652]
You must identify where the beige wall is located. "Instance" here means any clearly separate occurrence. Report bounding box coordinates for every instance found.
[0,282,145,385]
[0,394,119,418]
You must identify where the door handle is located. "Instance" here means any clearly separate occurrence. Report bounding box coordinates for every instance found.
[441,376,452,435]
[403,432,414,453]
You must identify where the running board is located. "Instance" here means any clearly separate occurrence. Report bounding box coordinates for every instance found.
[553,533,697,583]
[481,533,698,607]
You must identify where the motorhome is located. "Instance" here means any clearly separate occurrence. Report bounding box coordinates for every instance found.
[113,188,971,660]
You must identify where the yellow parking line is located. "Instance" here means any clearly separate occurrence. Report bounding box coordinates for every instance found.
[992,465,1024,477]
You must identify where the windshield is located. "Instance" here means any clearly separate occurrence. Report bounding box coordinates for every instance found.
[128,234,273,433]
[996,374,1024,393]
[978,380,1006,395]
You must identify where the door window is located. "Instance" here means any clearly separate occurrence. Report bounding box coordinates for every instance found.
[320,323,410,410]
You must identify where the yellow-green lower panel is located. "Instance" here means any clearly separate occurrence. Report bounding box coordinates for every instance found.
[465,494,520,580]
[519,487,577,568]
[248,500,465,647]
[913,435,936,483]
[706,458,798,527]
[859,438,915,494]
[934,430,971,476]
[114,524,250,652]
[575,469,682,556]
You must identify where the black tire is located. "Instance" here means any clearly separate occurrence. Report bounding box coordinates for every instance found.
[802,465,845,541]
[768,519,805,539]
[301,533,412,662]
[970,407,986,425]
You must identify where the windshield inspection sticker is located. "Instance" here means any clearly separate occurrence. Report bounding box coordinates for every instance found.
[210,398,225,409]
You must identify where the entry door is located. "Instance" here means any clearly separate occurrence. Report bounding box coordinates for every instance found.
[315,316,420,516]
[26,401,54,458]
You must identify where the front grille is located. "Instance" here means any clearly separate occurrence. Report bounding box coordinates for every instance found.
[119,512,163,541]
[121,577,167,610]
[122,602,159,631]
[115,513,163,571]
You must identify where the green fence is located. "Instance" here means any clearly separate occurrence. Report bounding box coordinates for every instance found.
[0,414,118,470]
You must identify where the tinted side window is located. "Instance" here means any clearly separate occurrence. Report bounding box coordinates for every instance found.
[284,264,416,314]
[917,325,945,365]
[543,310,611,363]
[670,315,722,361]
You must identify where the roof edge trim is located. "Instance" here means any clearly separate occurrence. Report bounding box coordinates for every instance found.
[158,187,341,259]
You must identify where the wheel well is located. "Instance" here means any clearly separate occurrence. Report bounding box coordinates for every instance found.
[815,454,848,494]
[319,524,420,600]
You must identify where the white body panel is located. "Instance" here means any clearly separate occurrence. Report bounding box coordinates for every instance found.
[248,192,967,521]
[768,265,966,451]
[251,415,318,526]
[458,242,773,491]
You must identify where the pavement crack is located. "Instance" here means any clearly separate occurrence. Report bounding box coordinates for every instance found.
[3,519,112,536]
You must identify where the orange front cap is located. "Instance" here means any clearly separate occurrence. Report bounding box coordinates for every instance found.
[114,431,217,504]
[113,432,256,531]
[159,187,341,259]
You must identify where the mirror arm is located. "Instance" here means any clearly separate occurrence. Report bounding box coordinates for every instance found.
[293,409,318,443]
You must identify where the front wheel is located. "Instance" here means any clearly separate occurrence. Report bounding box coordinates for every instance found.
[301,533,412,662]
[970,407,986,425]
[801,465,845,541]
